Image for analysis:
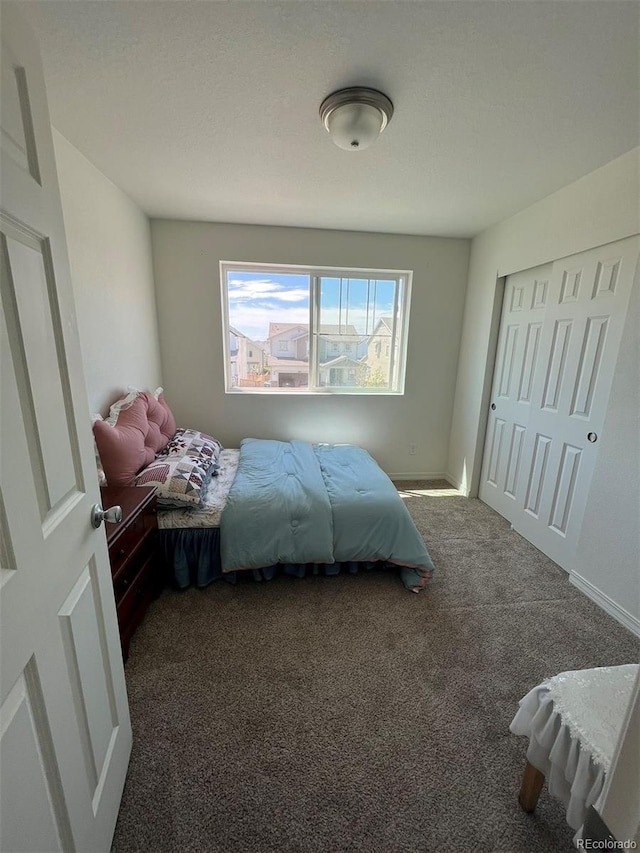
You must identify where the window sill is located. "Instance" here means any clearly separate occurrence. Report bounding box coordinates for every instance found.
[225,388,404,396]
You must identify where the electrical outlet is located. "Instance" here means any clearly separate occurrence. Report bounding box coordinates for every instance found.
[409,444,417,456]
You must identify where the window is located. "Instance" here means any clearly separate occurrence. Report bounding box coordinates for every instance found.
[221,262,412,393]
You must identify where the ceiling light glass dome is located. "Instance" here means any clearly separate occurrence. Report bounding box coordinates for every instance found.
[320,87,394,151]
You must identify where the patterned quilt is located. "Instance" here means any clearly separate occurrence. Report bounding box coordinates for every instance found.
[157,449,240,529]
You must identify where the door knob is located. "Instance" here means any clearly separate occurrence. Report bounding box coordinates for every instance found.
[587,432,598,443]
[91,504,123,528]
[490,402,496,411]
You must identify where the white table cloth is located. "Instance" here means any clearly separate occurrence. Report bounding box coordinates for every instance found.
[510,664,639,830]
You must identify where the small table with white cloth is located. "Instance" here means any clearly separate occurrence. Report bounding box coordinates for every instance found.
[510,664,639,830]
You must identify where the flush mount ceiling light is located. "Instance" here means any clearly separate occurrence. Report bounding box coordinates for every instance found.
[320,87,394,151]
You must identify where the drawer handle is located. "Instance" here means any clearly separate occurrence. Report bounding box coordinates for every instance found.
[117,549,126,558]
[121,578,130,588]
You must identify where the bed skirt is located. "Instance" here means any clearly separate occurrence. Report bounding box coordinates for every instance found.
[159,528,398,589]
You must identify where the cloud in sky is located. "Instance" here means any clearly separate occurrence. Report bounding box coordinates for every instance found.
[227,273,395,341]
[228,278,309,303]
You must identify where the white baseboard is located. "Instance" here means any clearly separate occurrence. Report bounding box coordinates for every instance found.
[388,471,451,482]
[387,471,458,483]
[570,571,640,638]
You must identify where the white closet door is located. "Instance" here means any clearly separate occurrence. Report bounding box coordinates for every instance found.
[480,262,553,522]
[480,236,639,571]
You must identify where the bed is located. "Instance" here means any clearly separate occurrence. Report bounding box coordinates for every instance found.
[93,390,435,593]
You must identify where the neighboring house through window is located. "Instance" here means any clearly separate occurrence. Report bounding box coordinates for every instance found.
[227,325,267,387]
[221,263,412,393]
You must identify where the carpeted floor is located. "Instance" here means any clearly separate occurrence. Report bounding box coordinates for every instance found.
[112,482,639,853]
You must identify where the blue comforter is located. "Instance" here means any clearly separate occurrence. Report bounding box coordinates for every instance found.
[220,439,434,592]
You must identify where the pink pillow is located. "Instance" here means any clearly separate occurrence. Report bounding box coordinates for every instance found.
[142,391,176,446]
[93,392,177,486]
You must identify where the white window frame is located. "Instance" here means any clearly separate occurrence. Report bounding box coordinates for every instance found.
[220,261,413,395]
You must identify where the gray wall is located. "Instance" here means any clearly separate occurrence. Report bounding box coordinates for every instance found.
[151,221,470,476]
[54,130,163,414]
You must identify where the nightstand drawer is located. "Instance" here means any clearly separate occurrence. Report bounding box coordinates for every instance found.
[113,532,155,601]
[109,512,155,580]
[116,551,155,632]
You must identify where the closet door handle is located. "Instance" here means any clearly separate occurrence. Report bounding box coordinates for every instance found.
[490,402,496,411]
[587,432,598,443]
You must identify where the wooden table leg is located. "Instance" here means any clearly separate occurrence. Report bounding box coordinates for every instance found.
[518,760,545,812]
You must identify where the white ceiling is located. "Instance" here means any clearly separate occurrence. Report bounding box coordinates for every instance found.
[19,0,640,238]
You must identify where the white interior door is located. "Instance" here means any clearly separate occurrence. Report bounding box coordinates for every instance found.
[480,236,639,570]
[0,8,132,852]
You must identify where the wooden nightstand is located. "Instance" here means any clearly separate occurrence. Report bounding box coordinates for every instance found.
[101,485,162,661]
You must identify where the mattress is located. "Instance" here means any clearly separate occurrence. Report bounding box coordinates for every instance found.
[157,448,240,530]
